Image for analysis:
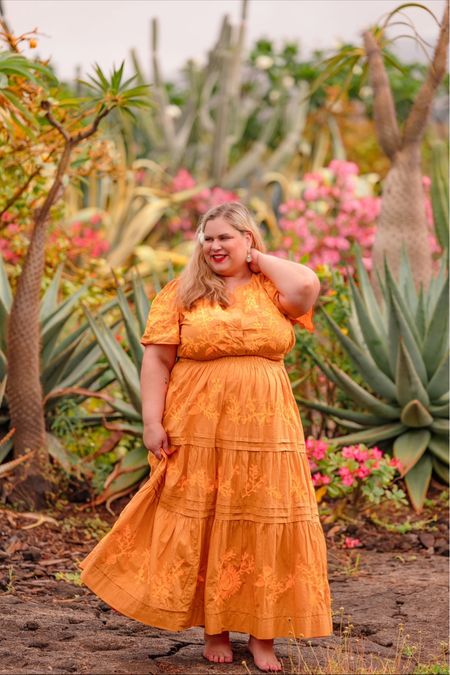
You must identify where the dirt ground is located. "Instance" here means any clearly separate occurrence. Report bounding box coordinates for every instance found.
[0,487,448,675]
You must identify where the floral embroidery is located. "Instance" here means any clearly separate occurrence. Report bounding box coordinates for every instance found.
[212,551,255,604]
[254,566,295,604]
[151,559,189,606]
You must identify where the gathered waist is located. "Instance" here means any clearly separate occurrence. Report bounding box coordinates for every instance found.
[177,355,284,365]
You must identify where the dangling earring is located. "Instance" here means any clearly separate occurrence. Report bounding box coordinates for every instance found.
[246,250,252,263]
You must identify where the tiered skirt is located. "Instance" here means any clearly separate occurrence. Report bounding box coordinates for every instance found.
[79,356,333,639]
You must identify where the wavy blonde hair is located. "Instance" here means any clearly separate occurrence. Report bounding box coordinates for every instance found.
[177,201,266,310]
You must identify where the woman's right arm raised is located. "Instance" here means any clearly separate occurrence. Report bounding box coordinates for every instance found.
[140,344,178,459]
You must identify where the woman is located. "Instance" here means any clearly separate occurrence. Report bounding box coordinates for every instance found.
[79,202,333,673]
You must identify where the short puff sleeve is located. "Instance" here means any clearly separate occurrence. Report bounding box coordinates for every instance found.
[140,278,181,345]
[259,274,315,333]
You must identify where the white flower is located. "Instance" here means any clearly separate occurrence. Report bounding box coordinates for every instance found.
[282,75,295,89]
[255,55,274,70]
[165,104,182,119]
[352,64,363,76]
[360,86,373,99]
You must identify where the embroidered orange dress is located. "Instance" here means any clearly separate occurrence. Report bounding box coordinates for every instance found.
[78,272,333,639]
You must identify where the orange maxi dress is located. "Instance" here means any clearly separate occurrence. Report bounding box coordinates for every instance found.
[79,272,333,639]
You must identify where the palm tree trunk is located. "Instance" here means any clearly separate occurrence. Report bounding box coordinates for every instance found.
[371,143,431,291]
[6,143,72,509]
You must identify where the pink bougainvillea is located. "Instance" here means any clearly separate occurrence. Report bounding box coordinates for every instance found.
[275,160,441,274]
[276,160,379,274]
[166,170,238,239]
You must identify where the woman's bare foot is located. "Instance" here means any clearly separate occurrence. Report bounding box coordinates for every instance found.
[203,631,233,663]
[247,635,282,672]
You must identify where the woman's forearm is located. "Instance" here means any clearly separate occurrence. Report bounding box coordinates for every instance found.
[140,349,172,426]
[256,251,320,314]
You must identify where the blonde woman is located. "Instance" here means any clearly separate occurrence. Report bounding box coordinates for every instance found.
[79,202,333,672]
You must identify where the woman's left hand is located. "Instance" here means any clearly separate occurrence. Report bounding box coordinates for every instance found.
[248,248,262,274]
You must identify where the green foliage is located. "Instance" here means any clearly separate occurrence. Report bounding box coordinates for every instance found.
[430,140,449,257]
[81,273,152,502]
[78,62,151,121]
[287,263,365,437]
[0,256,118,463]
[299,247,449,512]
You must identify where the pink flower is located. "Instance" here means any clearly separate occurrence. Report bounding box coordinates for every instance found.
[311,440,328,461]
[312,472,331,487]
[356,465,371,479]
[338,466,355,486]
[389,457,403,471]
[90,213,102,225]
[171,169,196,192]
[369,447,383,460]
[344,536,362,549]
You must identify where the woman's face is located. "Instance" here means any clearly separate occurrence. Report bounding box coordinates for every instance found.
[202,217,252,277]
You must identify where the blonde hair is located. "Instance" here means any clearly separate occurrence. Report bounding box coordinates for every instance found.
[177,201,266,310]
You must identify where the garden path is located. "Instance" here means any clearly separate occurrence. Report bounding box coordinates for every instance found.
[0,498,448,674]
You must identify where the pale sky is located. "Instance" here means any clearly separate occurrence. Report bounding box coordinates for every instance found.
[3,0,447,82]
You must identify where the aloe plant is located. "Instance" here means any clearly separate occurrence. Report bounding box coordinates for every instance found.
[430,139,449,257]
[297,247,449,512]
[82,272,162,505]
[0,256,118,464]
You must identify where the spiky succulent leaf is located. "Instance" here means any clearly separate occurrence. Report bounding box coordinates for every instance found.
[347,274,391,377]
[132,273,151,333]
[332,422,407,446]
[115,286,144,372]
[403,454,433,513]
[429,418,449,437]
[400,400,434,427]
[40,266,64,322]
[384,256,421,347]
[83,307,141,414]
[427,351,449,401]
[390,295,428,386]
[320,310,397,400]
[415,286,427,341]
[295,397,392,426]
[328,364,400,418]
[393,429,430,475]
[431,457,449,484]
[395,338,430,408]
[422,280,449,378]
[398,246,418,315]
[429,401,449,418]
[428,436,449,466]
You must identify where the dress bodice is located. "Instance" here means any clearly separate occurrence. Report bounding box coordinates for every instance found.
[141,273,314,361]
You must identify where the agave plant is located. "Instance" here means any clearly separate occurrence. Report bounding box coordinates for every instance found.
[81,271,163,506]
[430,139,449,258]
[0,256,118,464]
[297,247,449,512]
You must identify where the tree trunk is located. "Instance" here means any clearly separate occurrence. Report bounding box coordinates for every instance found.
[5,144,72,509]
[371,143,432,291]
[363,2,449,295]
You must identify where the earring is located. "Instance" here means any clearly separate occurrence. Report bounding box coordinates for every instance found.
[246,251,252,263]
